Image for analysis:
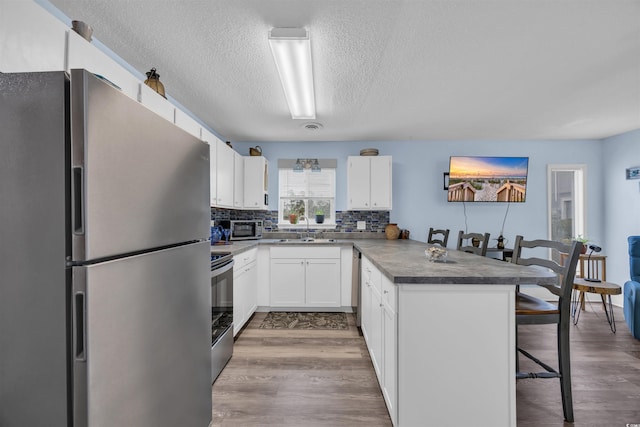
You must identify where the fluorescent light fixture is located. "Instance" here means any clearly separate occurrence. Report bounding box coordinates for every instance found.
[268,28,316,120]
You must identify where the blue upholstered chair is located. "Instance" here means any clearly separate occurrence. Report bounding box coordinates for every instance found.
[624,236,640,340]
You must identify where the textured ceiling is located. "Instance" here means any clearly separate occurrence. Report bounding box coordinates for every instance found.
[47,0,640,142]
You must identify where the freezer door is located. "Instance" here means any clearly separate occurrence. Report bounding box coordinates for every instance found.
[70,69,210,262]
[0,71,71,427]
[72,241,212,427]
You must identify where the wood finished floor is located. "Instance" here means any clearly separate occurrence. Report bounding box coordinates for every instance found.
[210,305,640,426]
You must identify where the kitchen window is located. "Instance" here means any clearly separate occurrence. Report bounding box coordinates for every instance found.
[278,159,336,229]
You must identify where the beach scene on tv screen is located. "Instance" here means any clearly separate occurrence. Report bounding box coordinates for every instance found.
[448,157,529,202]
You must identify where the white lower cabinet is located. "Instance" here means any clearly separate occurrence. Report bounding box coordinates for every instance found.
[233,249,258,336]
[270,247,341,307]
[270,258,305,306]
[381,296,397,423]
[361,255,397,425]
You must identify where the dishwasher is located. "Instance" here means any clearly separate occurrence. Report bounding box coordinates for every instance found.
[352,248,362,330]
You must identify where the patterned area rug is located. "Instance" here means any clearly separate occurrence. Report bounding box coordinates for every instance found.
[259,312,349,330]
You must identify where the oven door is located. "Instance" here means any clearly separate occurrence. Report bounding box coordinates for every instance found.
[211,259,234,383]
[211,259,233,345]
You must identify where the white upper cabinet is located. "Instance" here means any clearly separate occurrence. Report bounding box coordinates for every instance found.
[201,129,219,207]
[174,108,202,139]
[233,151,244,209]
[0,2,67,72]
[347,156,392,210]
[244,156,269,210]
[138,83,175,123]
[215,139,235,208]
[66,31,139,100]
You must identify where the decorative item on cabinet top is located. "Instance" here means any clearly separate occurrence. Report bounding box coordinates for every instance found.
[249,146,262,156]
[71,20,93,41]
[144,68,166,99]
[360,148,379,156]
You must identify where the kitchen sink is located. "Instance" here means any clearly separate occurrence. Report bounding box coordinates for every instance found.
[276,238,337,244]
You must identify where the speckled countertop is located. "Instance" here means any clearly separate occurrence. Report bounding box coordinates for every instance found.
[211,237,557,286]
[351,239,557,285]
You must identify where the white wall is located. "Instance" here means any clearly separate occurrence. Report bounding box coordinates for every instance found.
[602,129,640,305]
[235,138,604,249]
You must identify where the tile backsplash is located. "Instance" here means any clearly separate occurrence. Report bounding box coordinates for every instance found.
[211,208,390,233]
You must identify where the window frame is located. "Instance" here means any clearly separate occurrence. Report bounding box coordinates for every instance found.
[277,165,337,230]
[547,164,587,244]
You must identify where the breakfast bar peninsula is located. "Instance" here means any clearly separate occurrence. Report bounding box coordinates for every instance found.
[353,239,557,427]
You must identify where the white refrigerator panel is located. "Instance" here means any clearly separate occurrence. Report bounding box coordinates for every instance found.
[70,69,210,262]
[72,241,211,427]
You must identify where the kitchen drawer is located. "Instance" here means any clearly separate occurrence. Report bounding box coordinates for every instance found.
[381,274,396,312]
[234,248,257,270]
[270,246,340,259]
[362,256,381,293]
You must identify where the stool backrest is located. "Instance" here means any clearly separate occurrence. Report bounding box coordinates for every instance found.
[511,236,582,301]
[629,236,640,282]
[428,227,450,247]
[456,231,490,256]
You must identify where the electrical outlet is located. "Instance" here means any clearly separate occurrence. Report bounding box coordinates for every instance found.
[357,221,366,230]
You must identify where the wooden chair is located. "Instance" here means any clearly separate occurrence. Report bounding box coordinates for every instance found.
[456,231,490,256]
[427,227,450,247]
[511,235,582,422]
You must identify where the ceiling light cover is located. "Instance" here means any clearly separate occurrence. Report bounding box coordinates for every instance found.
[268,28,316,120]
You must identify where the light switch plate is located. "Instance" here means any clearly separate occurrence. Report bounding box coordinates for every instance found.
[357,221,366,230]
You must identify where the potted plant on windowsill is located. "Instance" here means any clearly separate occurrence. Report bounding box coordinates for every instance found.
[315,210,325,224]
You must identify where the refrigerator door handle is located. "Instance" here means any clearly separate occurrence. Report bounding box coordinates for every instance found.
[73,166,84,234]
[74,291,86,361]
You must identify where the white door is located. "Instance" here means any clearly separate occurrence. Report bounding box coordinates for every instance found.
[305,259,341,306]
[270,259,305,306]
[348,156,371,209]
[233,151,244,209]
[216,140,234,208]
[370,156,392,210]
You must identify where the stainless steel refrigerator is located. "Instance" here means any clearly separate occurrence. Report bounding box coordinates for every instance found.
[0,70,212,427]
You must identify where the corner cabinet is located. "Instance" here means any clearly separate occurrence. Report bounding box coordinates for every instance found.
[347,156,392,210]
[202,131,233,209]
[269,247,341,307]
[244,156,269,209]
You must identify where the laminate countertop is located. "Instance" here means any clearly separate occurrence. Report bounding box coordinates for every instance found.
[211,238,557,286]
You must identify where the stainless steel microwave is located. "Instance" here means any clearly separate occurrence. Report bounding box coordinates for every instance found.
[219,220,263,240]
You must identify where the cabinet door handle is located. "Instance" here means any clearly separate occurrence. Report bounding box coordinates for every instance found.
[383,290,389,294]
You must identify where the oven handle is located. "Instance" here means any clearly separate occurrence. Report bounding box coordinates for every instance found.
[212,259,234,277]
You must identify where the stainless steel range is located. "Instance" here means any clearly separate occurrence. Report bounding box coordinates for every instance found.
[210,252,234,383]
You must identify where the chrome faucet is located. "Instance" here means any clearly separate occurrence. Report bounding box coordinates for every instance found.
[303,215,310,240]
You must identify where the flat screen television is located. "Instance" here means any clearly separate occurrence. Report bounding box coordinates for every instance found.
[447,156,529,202]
